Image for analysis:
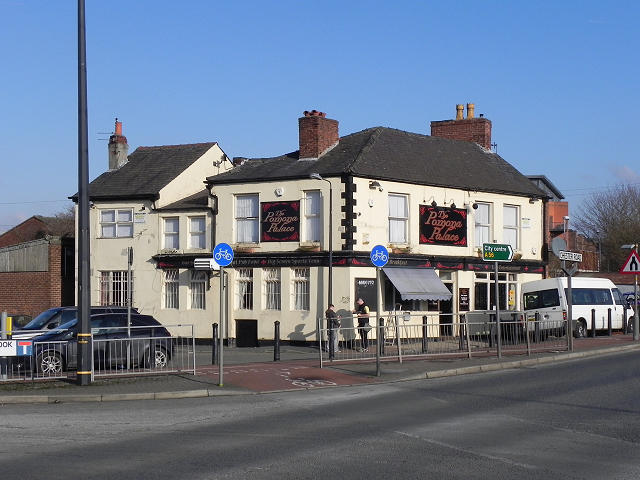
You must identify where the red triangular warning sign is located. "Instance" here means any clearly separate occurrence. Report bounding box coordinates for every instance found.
[620,250,640,274]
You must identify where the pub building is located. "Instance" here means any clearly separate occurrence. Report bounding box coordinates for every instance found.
[204,105,547,346]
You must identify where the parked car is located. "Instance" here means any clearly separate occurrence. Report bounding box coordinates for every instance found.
[27,313,173,374]
[13,306,139,339]
[6,314,32,329]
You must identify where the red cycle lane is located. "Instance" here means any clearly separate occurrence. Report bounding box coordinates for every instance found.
[196,361,378,392]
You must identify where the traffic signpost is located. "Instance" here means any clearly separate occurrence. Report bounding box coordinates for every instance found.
[213,243,233,386]
[370,246,388,376]
[482,243,514,262]
[482,243,516,358]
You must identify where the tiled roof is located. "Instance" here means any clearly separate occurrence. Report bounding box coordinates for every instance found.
[207,127,546,198]
[84,143,217,200]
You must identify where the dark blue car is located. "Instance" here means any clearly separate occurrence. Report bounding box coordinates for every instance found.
[30,313,173,374]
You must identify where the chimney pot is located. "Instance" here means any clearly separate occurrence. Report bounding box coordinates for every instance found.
[115,118,122,135]
[455,104,464,121]
[466,103,475,119]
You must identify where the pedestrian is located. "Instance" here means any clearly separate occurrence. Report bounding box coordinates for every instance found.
[325,304,341,353]
[353,298,370,352]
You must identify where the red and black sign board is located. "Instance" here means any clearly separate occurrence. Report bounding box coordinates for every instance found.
[261,201,300,242]
[419,205,467,246]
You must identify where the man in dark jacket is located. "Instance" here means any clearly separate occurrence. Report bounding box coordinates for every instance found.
[325,304,341,353]
[353,298,370,352]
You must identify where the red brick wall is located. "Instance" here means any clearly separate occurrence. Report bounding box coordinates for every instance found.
[430,118,492,150]
[0,243,74,318]
[298,113,339,159]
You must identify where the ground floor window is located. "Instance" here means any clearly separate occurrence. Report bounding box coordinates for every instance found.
[474,273,517,310]
[236,268,254,310]
[190,270,207,310]
[263,268,281,310]
[292,268,310,311]
[99,271,132,306]
[163,269,179,309]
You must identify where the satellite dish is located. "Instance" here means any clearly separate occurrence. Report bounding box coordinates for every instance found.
[551,237,567,257]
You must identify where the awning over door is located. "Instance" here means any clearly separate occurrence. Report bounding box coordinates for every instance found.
[383,268,453,301]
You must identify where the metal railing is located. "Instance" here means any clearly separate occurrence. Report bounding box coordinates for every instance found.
[318,311,570,365]
[0,324,195,383]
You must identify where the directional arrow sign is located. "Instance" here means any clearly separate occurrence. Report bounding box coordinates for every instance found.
[482,243,514,262]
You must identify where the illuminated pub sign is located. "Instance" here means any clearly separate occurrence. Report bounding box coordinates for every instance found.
[419,205,467,246]
[261,201,300,242]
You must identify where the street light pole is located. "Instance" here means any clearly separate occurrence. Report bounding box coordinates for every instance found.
[310,173,333,305]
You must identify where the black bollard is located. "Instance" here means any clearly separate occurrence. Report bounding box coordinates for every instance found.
[623,308,628,335]
[274,321,280,362]
[212,323,218,365]
[534,312,541,343]
[607,308,612,336]
[591,309,596,338]
[423,316,430,353]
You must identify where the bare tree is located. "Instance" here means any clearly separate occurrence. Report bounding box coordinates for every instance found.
[573,183,640,272]
[47,204,75,238]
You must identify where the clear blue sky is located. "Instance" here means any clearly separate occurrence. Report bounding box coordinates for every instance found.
[1,1,638,233]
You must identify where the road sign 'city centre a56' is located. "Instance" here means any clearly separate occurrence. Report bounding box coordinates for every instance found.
[482,243,514,262]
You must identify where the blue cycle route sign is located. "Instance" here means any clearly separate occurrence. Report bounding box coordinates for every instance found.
[213,243,234,267]
[370,245,389,268]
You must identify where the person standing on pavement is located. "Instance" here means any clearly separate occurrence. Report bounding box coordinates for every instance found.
[325,304,341,353]
[353,298,370,352]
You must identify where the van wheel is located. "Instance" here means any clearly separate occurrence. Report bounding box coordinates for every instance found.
[574,321,587,339]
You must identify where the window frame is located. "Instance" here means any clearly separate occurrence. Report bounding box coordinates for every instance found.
[235,194,259,244]
[303,190,321,243]
[100,208,133,238]
[291,268,310,311]
[503,204,519,249]
[163,269,179,309]
[474,202,491,248]
[263,268,281,311]
[236,268,254,310]
[388,194,409,244]
[189,270,207,310]
[189,215,207,250]
[163,217,180,250]
[99,271,133,306]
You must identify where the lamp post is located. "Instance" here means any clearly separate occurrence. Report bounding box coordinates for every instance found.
[310,173,332,305]
[622,244,639,340]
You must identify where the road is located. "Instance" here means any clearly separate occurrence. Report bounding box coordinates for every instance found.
[1,350,638,479]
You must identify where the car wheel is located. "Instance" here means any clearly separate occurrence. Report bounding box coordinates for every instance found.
[574,321,587,339]
[628,317,636,333]
[142,345,168,368]
[36,352,63,375]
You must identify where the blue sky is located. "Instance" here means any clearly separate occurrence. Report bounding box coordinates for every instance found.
[1,1,638,233]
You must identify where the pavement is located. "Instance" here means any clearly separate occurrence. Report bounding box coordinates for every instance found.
[1,334,638,404]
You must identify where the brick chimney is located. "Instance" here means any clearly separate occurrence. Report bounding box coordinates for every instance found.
[298,110,339,160]
[108,118,129,170]
[430,103,492,150]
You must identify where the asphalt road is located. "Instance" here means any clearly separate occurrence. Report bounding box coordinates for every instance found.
[1,350,638,480]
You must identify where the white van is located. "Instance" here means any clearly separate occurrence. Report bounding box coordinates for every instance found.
[521,277,634,338]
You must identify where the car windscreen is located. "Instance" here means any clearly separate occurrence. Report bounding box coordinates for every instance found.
[22,308,64,330]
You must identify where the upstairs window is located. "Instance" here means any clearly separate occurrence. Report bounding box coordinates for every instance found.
[189,216,206,249]
[474,203,491,248]
[163,217,180,249]
[503,205,518,249]
[388,194,408,244]
[303,191,321,242]
[235,194,259,243]
[100,209,133,238]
